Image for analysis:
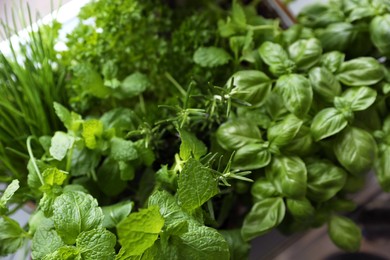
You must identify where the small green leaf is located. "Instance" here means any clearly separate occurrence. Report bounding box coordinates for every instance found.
[286,198,315,220]
[288,38,322,70]
[119,72,150,98]
[102,201,133,229]
[193,47,231,68]
[110,137,138,161]
[118,161,135,181]
[233,144,271,170]
[76,228,116,260]
[74,63,110,98]
[328,215,361,252]
[49,132,74,161]
[178,159,219,212]
[42,168,67,187]
[0,216,27,256]
[232,0,246,26]
[82,119,104,149]
[228,70,272,107]
[311,108,348,141]
[251,178,279,201]
[216,118,261,151]
[32,226,65,259]
[317,23,354,52]
[241,197,285,241]
[306,161,347,202]
[309,67,341,102]
[319,51,345,73]
[42,246,79,260]
[266,156,307,198]
[275,74,313,117]
[370,14,390,56]
[52,191,104,244]
[179,129,207,161]
[337,57,384,86]
[282,125,314,157]
[267,114,303,147]
[339,86,377,111]
[334,127,377,175]
[0,180,19,214]
[259,42,295,76]
[117,206,164,258]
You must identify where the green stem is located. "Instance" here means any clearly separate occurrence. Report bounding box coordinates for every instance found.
[26,136,44,185]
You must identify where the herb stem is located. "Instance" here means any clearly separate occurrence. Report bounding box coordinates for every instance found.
[26,136,44,185]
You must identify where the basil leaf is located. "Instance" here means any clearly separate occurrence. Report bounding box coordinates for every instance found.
[319,51,345,73]
[251,178,279,201]
[233,144,271,170]
[286,198,315,220]
[193,47,231,68]
[318,23,354,51]
[328,215,361,252]
[282,125,314,157]
[216,119,261,150]
[309,67,341,102]
[334,127,377,175]
[370,14,390,56]
[117,206,164,258]
[52,191,104,244]
[179,129,207,161]
[178,159,219,212]
[76,228,116,259]
[311,108,348,141]
[259,42,295,76]
[336,57,384,86]
[274,74,313,117]
[339,86,377,111]
[0,216,28,256]
[267,114,303,147]
[110,137,138,161]
[228,70,272,107]
[266,156,307,198]
[375,145,390,192]
[219,229,250,260]
[288,38,322,70]
[298,4,344,28]
[102,201,133,229]
[32,226,65,259]
[241,197,285,241]
[306,160,347,202]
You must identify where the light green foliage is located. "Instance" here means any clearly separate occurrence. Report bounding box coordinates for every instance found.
[102,201,133,228]
[0,180,19,215]
[179,129,207,161]
[118,72,150,98]
[76,228,116,260]
[32,226,65,259]
[110,137,138,161]
[336,57,384,86]
[0,217,28,256]
[193,47,232,68]
[50,132,75,161]
[82,119,104,149]
[311,108,348,141]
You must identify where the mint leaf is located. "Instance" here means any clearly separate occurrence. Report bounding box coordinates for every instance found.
[110,137,138,161]
[42,168,67,187]
[177,159,219,212]
[52,191,104,244]
[0,216,27,256]
[82,119,104,149]
[49,132,74,161]
[117,206,164,258]
[42,246,79,260]
[32,226,65,259]
[0,180,19,215]
[193,47,231,68]
[102,201,133,229]
[119,72,150,98]
[179,129,207,160]
[76,228,116,259]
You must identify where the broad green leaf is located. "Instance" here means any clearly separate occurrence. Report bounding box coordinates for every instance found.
[42,168,67,187]
[267,114,303,146]
[49,132,74,161]
[241,197,285,241]
[265,92,289,121]
[274,74,313,117]
[288,38,322,70]
[334,127,377,175]
[100,108,135,137]
[216,119,261,151]
[298,3,344,28]
[266,156,307,198]
[309,67,341,102]
[306,161,347,202]
[219,229,250,260]
[318,23,354,52]
[52,191,104,244]
[311,108,348,141]
[102,201,133,229]
[233,144,271,170]
[0,216,27,256]
[70,148,101,177]
[370,15,390,56]
[119,72,150,98]
[282,125,314,156]
[173,222,230,260]
[76,228,116,260]
[348,5,375,22]
[374,145,390,192]
[259,42,295,76]
[117,206,164,258]
[193,47,231,68]
[53,102,83,132]
[82,119,104,149]
[336,57,384,86]
[32,226,65,259]
[328,215,361,252]
[319,51,345,73]
[110,137,138,161]
[286,198,315,220]
[227,70,272,107]
[177,159,219,212]
[251,178,279,201]
[42,246,79,260]
[0,180,19,214]
[74,63,110,98]
[179,129,207,161]
[339,86,377,111]
[39,192,59,217]
[97,158,127,197]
